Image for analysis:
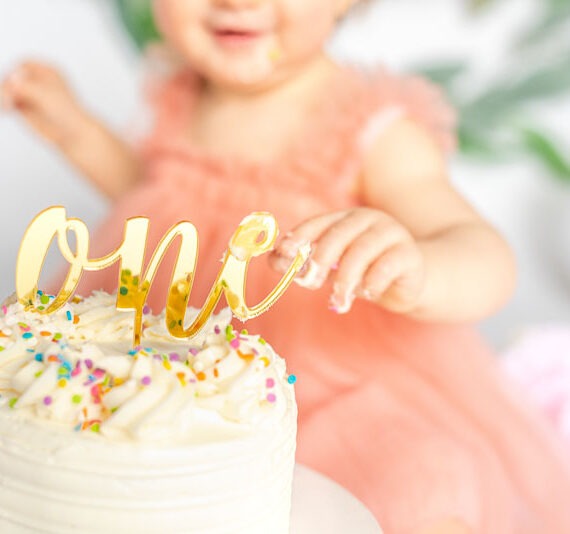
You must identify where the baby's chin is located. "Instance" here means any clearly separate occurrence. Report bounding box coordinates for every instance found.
[200,54,280,93]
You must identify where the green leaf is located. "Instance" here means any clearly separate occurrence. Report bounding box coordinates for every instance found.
[520,128,570,182]
[457,126,503,160]
[413,62,468,93]
[114,0,161,51]
[516,0,570,48]
[459,56,570,127]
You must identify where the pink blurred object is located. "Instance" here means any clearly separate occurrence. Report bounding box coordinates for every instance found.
[502,326,570,444]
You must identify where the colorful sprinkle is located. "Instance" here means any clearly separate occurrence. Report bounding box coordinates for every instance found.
[237,351,255,362]
[91,385,102,403]
[141,376,152,386]
[214,325,221,335]
[92,368,105,379]
[176,372,186,386]
[71,362,82,377]
[266,378,275,388]
[230,338,240,349]
[225,325,234,341]
[267,393,277,403]
[34,353,43,362]
[8,398,17,409]
[58,379,68,388]
[43,396,52,406]
[119,286,128,296]
[22,332,33,339]
[287,375,297,385]
[85,359,93,370]
[72,395,82,404]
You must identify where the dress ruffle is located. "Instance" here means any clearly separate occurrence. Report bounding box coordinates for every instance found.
[139,65,457,208]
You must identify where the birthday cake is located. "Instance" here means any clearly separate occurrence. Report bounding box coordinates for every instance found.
[0,291,297,534]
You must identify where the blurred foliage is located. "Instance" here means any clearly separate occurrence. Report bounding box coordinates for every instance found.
[418,0,570,182]
[112,0,570,181]
[113,0,160,51]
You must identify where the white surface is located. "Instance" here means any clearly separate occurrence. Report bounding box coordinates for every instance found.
[291,465,382,534]
[0,0,569,347]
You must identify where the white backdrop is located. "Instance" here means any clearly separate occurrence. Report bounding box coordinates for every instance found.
[1,0,569,347]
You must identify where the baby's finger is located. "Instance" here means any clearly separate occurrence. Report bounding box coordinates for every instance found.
[307,209,383,267]
[360,244,423,311]
[287,210,380,289]
[18,61,61,83]
[3,70,46,110]
[329,225,409,310]
[0,82,13,109]
[271,211,349,287]
[1,67,28,108]
[274,210,348,258]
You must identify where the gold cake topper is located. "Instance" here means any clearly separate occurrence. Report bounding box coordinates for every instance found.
[16,207,309,346]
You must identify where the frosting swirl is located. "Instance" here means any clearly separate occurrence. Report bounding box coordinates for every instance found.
[0,291,293,444]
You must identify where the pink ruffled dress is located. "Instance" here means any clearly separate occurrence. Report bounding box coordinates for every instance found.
[71,66,570,533]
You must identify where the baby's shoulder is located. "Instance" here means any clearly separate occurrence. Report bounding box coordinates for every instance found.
[344,64,457,155]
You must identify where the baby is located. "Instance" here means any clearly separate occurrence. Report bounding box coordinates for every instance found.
[3,1,570,532]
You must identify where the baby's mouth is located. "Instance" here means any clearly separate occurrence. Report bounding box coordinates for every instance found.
[211,27,266,48]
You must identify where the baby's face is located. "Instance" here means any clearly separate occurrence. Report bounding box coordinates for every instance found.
[153,0,355,90]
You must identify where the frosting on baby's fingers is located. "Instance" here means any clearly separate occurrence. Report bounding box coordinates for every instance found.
[294,260,328,290]
[274,235,312,259]
[355,285,380,303]
[329,283,357,314]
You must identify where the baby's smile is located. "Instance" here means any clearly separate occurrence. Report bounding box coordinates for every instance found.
[207,8,273,50]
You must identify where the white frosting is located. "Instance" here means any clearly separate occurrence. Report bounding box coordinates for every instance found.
[0,292,297,533]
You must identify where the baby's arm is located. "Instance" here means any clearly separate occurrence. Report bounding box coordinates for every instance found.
[272,118,516,323]
[1,62,140,200]
[358,118,516,321]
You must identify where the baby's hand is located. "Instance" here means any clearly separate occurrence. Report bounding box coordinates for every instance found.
[270,208,425,314]
[1,61,85,148]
